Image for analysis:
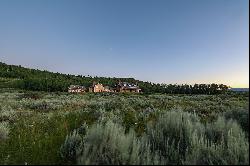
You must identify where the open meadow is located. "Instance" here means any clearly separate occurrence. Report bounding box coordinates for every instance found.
[0,0,249,165]
[0,88,249,165]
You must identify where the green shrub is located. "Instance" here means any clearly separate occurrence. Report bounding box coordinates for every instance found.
[123,110,137,133]
[144,110,249,165]
[144,110,204,164]
[76,121,143,165]
[18,91,43,100]
[224,108,249,134]
[72,120,162,165]
[60,130,83,164]
[0,105,15,122]
[61,110,249,165]
[186,125,249,165]
[0,122,9,140]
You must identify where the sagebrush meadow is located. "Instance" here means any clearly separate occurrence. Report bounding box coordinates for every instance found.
[0,88,248,164]
[0,0,248,165]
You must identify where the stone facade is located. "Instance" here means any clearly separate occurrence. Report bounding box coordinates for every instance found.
[69,82,141,93]
[89,83,105,92]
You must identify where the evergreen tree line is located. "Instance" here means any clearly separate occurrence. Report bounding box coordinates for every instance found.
[0,62,229,94]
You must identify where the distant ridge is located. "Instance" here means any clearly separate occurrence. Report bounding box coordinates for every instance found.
[230,88,249,92]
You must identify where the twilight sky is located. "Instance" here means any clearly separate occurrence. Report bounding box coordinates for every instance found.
[0,0,249,87]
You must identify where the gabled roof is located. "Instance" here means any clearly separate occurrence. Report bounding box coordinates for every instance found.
[117,82,140,89]
[68,85,86,90]
[89,82,103,88]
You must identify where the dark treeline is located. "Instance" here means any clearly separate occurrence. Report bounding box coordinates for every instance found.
[0,62,229,94]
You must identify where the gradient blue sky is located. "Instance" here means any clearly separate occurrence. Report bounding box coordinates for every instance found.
[0,0,249,87]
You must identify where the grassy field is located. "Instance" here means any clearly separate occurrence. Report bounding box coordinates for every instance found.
[0,88,249,165]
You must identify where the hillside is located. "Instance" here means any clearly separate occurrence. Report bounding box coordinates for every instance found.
[0,62,164,93]
[0,62,229,94]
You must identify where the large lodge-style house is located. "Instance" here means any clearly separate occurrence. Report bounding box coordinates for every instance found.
[88,82,114,92]
[115,81,141,93]
[68,85,86,93]
[68,81,141,93]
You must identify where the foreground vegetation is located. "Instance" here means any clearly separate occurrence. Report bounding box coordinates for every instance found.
[0,88,248,165]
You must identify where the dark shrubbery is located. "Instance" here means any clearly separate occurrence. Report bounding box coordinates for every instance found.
[224,108,249,134]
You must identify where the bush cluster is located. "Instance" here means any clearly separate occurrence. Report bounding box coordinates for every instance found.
[60,110,249,165]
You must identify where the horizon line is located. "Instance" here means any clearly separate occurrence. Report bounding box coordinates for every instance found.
[1,60,248,88]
